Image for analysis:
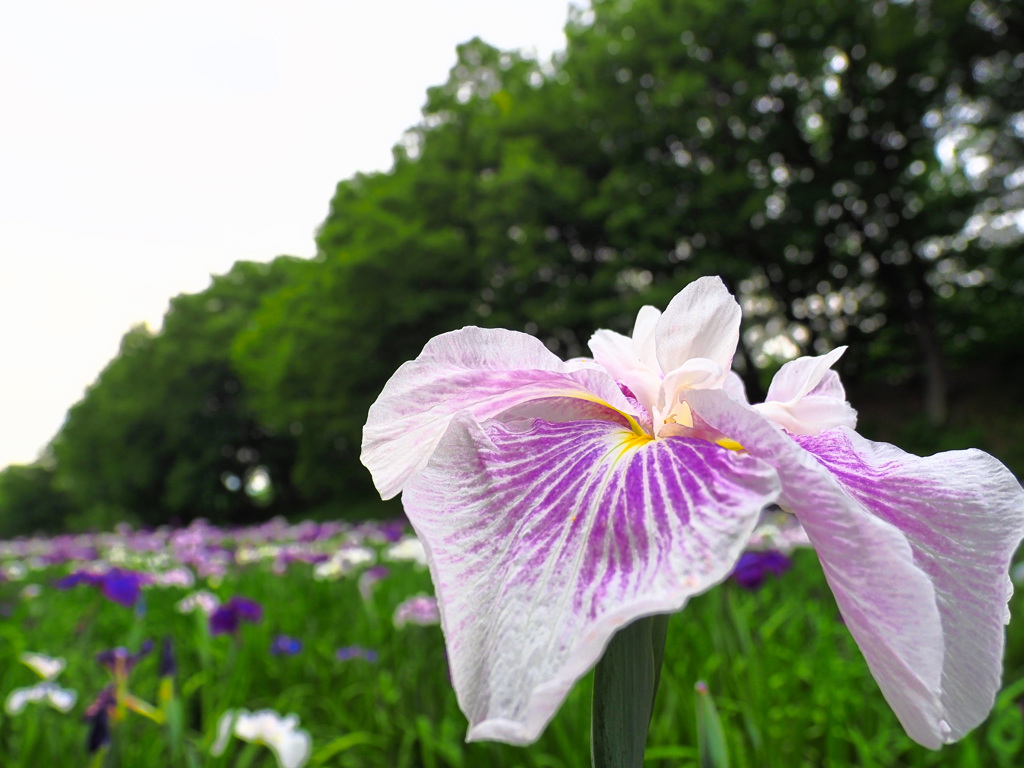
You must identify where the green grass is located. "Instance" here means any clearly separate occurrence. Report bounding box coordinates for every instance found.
[1,542,1023,767]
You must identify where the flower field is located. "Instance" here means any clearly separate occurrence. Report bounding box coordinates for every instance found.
[1,516,1023,767]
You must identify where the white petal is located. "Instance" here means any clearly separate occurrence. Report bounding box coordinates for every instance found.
[723,371,749,404]
[654,277,741,379]
[754,347,856,435]
[764,347,847,403]
[659,358,724,399]
[44,684,77,713]
[588,328,661,416]
[268,727,312,768]
[211,709,239,756]
[19,652,65,680]
[234,710,312,768]
[5,685,47,715]
[631,305,662,372]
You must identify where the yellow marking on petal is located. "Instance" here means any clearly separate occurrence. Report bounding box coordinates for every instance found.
[619,430,654,457]
[716,438,746,452]
[568,392,648,437]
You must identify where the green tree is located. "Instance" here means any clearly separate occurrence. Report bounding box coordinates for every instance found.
[239,0,1024,508]
[547,0,1024,419]
[0,461,79,538]
[51,259,303,527]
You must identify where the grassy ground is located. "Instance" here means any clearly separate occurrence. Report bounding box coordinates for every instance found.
[1,525,1023,767]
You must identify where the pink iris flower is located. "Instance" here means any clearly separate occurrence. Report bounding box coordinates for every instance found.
[361,276,1024,749]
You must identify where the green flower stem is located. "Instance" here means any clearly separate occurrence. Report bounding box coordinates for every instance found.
[591,614,670,768]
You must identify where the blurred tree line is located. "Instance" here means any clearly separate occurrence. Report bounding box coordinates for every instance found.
[2,0,1021,536]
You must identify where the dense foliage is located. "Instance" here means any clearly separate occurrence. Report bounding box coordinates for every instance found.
[46,261,305,531]
[3,521,1024,767]
[2,0,1021,534]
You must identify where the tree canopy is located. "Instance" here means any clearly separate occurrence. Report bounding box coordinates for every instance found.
[5,0,1021,535]
[46,259,304,531]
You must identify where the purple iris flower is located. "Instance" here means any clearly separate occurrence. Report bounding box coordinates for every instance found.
[336,646,378,663]
[208,596,263,636]
[96,640,153,679]
[393,595,440,628]
[54,567,148,607]
[731,550,792,590]
[376,520,408,543]
[84,686,116,754]
[361,276,1024,749]
[270,635,303,656]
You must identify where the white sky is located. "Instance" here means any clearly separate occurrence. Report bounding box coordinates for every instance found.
[0,0,572,470]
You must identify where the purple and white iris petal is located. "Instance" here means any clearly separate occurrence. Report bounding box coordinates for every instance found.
[686,389,1024,749]
[362,326,636,499]
[797,428,1024,746]
[403,413,780,745]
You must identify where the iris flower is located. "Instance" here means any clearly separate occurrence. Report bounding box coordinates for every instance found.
[4,652,76,716]
[270,635,304,656]
[730,549,791,590]
[4,682,77,715]
[19,651,66,680]
[54,567,148,607]
[211,708,311,768]
[84,686,116,754]
[393,594,441,628]
[208,596,263,635]
[361,276,1024,748]
[384,536,428,567]
[176,589,220,616]
[96,641,153,680]
[336,646,379,663]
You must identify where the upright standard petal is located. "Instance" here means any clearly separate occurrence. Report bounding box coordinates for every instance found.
[754,347,857,435]
[631,305,662,372]
[362,327,636,499]
[403,413,780,744]
[588,305,664,417]
[654,276,741,380]
[686,389,1024,748]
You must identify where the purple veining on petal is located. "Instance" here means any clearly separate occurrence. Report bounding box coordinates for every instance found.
[362,326,640,499]
[796,428,1024,742]
[686,388,1024,748]
[402,413,780,744]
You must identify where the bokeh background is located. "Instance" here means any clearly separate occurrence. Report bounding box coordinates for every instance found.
[1,0,1023,766]
[3,0,1022,535]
